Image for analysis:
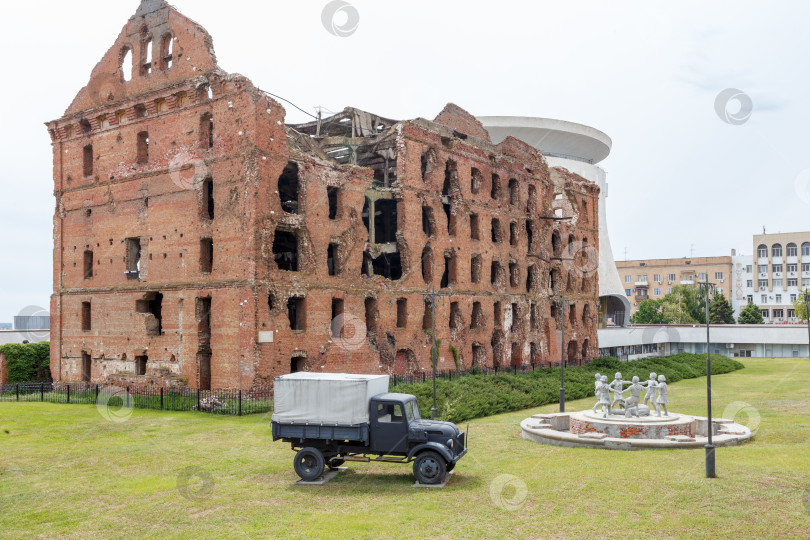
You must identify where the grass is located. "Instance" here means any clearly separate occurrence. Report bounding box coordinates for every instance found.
[1,358,809,539]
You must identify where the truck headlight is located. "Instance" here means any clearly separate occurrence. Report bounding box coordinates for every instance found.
[447,438,454,448]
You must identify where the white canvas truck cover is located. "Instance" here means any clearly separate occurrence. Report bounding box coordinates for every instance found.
[271,373,390,425]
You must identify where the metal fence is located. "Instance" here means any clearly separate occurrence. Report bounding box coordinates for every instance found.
[0,382,272,416]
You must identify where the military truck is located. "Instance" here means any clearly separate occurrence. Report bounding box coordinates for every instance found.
[271,373,467,484]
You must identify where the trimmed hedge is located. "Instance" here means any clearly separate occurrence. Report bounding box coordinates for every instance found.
[396,353,744,423]
[0,342,52,383]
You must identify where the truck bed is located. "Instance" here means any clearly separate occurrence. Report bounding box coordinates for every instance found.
[272,421,369,445]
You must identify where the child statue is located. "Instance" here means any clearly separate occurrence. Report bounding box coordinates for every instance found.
[595,375,611,418]
[608,372,628,412]
[591,373,602,413]
[624,376,644,418]
[655,374,669,417]
[642,372,659,415]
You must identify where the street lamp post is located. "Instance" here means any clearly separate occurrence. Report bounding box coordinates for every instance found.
[699,281,716,478]
[556,296,570,413]
[421,286,447,420]
[804,290,810,362]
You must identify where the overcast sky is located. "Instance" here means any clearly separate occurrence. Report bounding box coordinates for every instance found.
[1,0,809,324]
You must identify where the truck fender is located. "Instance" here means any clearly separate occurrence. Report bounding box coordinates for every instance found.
[407,442,454,464]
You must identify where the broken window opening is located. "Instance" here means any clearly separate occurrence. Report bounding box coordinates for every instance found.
[200,113,214,150]
[552,231,561,258]
[273,229,299,271]
[422,298,433,331]
[509,262,519,288]
[196,296,212,390]
[531,343,540,366]
[327,186,339,219]
[509,178,519,206]
[160,33,174,70]
[125,238,141,279]
[491,218,502,243]
[331,298,344,338]
[569,303,577,326]
[491,173,501,200]
[526,220,534,251]
[551,302,558,318]
[551,268,560,295]
[287,296,306,331]
[494,301,502,328]
[440,253,453,289]
[527,265,538,293]
[374,200,398,244]
[268,292,276,312]
[81,301,91,331]
[582,303,591,325]
[530,302,539,330]
[365,297,379,342]
[471,255,482,284]
[471,301,484,329]
[200,238,213,274]
[396,298,407,328]
[79,119,92,134]
[81,352,91,382]
[491,260,504,286]
[203,177,214,220]
[472,343,486,367]
[369,252,402,280]
[278,161,300,214]
[420,152,428,181]
[443,203,454,236]
[442,160,457,197]
[470,213,480,240]
[509,222,518,246]
[134,104,147,118]
[511,303,519,332]
[422,206,435,238]
[136,292,163,336]
[527,184,537,214]
[135,355,148,376]
[121,47,133,82]
[137,131,149,164]
[450,301,462,330]
[83,250,93,279]
[421,245,433,284]
[511,342,521,367]
[471,167,483,194]
[327,243,340,276]
[83,145,93,177]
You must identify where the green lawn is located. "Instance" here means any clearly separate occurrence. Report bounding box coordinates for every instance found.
[1,358,809,539]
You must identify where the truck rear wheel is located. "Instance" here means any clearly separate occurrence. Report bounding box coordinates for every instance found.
[294,447,325,481]
[413,451,447,485]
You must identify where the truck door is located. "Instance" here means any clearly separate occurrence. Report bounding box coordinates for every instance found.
[370,401,409,454]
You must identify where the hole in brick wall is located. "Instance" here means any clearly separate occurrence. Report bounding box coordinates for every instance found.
[290,357,305,373]
[443,203,454,236]
[526,265,535,292]
[196,296,212,389]
[442,159,457,197]
[200,113,213,150]
[491,330,504,368]
[121,47,133,82]
[527,184,536,214]
[551,302,558,318]
[136,292,163,336]
[278,162,300,214]
[552,231,561,258]
[569,303,577,326]
[374,200,398,244]
[491,260,504,286]
[81,301,92,331]
[80,119,91,134]
[470,213,480,240]
[491,173,501,200]
[135,355,148,376]
[83,145,93,177]
[582,303,591,325]
[200,238,213,273]
[450,301,461,330]
[445,252,457,287]
[287,296,306,331]
[422,298,433,331]
[494,301,502,327]
[137,131,149,164]
[568,234,576,257]
[142,34,153,75]
[510,303,519,331]
[331,298,344,338]
[327,243,340,276]
[421,245,433,284]
[509,178,519,206]
[471,167,482,194]
[125,238,141,278]
[268,292,276,312]
[530,302,538,330]
[368,151,397,186]
[327,187,339,219]
[161,33,174,70]
[471,301,483,329]
[422,206,435,237]
[83,250,93,279]
[473,343,486,367]
[526,220,534,251]
[551,268,560,295]
[471,255,482,283]
[135,104,147,118]
[365,297,378,337]
[531,342,540,365]
[581,200,588,224]
[362,251,402,280]
[203,177,214,220]
[396,298,407,328]
[511,342,521,367]
[510,222,518,246]
[421,152,428,181]
[273,229,299,271]
[491,218,502,243]
[567,341,578,365]
[81,351,91,382]
[509,262,519,288]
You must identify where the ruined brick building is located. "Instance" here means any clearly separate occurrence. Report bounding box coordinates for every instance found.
[47,0,599,390]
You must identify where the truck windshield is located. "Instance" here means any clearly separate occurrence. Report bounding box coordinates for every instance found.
[404,399,421,421]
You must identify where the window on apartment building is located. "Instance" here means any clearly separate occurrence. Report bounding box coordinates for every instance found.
[761,295,767,303]
[625,289,631,296]
[287,296,306,331]
[396,298,407,328]
[83,250,93,279]
[668,287,673,293]
[773,264,783,273]
[81,301,92,331]
[653,274,661,282]
[747,280,753,287]
[791,294,798,303]
[200,238,213,273]
[788,309,796,319]
[761,309,770,319]
[772,244,783,257]
[775,294,782,303]
[774,309,784,319]
[327,187,339,219]
[774,279,783,289]
[747,295,753,303]
[653,288,661,296]
[758,245,768,258]
[625,275,631,283]
[137,131,149,163]
[787,243,798,257]
[788,264,798,273]
[804,278,810,287]
[803,242,810,256]
[758,280,768,288]
[83,145,93,177]
[715,272,723,280]
[698,273,707,281]
[788,278,798,287]
[804,264,810,272]
[745,265,752,273]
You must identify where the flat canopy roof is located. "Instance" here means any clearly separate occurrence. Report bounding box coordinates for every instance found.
[477,116,612,164]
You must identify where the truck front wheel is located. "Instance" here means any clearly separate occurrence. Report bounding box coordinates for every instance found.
[294,447,325,481]
[413,451,447,485]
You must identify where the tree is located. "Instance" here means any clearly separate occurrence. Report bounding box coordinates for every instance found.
[738,301,764,324]
[793,289,810,322]
[632,299,667,324]
[659,285,703,324]
[709,292,736,324]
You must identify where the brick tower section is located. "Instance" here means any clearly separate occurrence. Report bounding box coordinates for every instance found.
[46,0,599,390]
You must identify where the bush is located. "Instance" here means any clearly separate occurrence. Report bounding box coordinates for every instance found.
[0,342,52,383]
[394,353,744,423]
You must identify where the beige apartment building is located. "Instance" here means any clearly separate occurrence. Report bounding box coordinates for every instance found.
[616,256,733,316]
[752,231,810,322]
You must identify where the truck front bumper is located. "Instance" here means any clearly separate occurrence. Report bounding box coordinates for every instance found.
[452,447,468,463]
